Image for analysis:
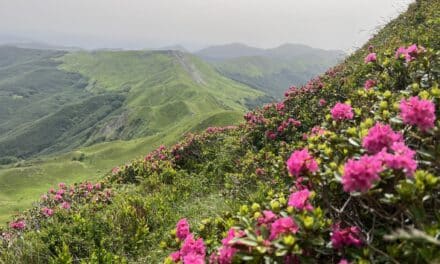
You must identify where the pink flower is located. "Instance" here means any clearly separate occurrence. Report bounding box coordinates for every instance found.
[364,52,377,63]
[54,194,63,201]
[94,183,102,190]
[216,228,244,264]
[169,251,181,262]
[258,210,277,225]
[41,194,48,201]
[58,182,66,189]
[9,220,26,230]
[378,142,417,177]
[218,246,235,264]
[400,96,436,131]
[330,103,354,120]
[176,218,191,240]
[183,253,205,264]
[56,189,65,196]
[395,46,412,62]
[111,166,120,174]
[339,259,350,264]
[362,123,403,154]
[319,98,327,106]
[364,79,376,90]
[288,189,314,211]
[269,217,299,240]
[180,235,206,259]
[41,207,54,217]
[331,224,363,249]
[61,201,71,209]
[265,131,277,140]
[342,155,383,192]
[276,102,285,111]
[395,44,422,62]
[286,149,318,177]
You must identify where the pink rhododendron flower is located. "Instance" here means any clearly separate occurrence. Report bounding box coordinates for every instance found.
[286,149,318,177]
[395,44,423,62]
[56,189,65,196]
[176,218,191,240]
[330,103,354,120]
[319,98,327,106]
[400,96,436,131]
[218,246,235,264]
[54,194,63,201]
[364,52,377,63]
[111,166,120,174]
[169,251,181,262]
[258,210,277,225]
[180,235,206,259]
[342,155,383,192]
[216,228,245,264]
[183,253,205,264]
[378,142,417,177]
[288,189,313,211]
[339,259,350,264]
[41,207,54,217]
[331,224,363,249]
[58,182,66,189]
[362,123,403,154]
[265,131,277,140]
[61,201,71,209]
[269,217,299,240]
[9,220,26,230]
[364,79,376,90]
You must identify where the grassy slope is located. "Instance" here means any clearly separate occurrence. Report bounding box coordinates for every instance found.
[0,49,264,224]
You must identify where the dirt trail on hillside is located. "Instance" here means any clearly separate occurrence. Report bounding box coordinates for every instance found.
[172,51,206,85]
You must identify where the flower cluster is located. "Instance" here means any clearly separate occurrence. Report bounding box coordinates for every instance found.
[364,79,376,90]
[395,44,424,62]
[400,96,436,131]
[169,220,206,264]
[343,123,418,192]
[331,224,363,249]
[362,123,403,153]
[364,52,377,63]
[9,220,26,231]
[342,155,383,192]
[286,149,318,177]
[288,189,314,211]
[331,103,354,121]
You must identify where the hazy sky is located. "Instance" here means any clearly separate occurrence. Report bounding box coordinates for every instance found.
[0,0,414,51]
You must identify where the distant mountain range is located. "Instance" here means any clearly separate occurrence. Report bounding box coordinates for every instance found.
[195,43,345,98]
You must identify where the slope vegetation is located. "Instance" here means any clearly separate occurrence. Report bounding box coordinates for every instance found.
[1,1,439,263]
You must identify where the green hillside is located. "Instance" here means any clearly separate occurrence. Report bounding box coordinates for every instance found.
[1,1,439,263]
[0,48,266,223]
[197,43,343,98]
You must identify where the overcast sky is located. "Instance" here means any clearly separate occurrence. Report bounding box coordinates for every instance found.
[0,0,414,51]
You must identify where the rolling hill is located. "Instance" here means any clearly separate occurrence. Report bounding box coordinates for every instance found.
[0,47,268,223]
[196,43,344,98]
